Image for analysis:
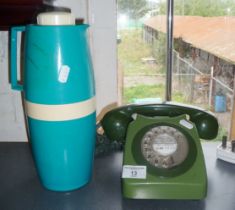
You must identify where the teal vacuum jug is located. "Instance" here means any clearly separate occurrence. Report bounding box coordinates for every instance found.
[10,12,96,191]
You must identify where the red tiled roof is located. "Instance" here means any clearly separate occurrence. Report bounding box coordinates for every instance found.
[144,16,235,64]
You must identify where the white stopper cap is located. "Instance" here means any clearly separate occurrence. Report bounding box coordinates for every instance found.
[37,12,75,25]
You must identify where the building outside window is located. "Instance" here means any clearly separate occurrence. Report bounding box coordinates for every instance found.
[117,0,235,140]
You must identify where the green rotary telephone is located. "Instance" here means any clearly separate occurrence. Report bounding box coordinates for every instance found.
[100,103,218,199]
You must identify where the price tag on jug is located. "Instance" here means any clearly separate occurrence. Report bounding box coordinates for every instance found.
[58,65,70,83]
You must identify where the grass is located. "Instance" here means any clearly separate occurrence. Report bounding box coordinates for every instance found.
[119,29,189,105]
[124,84,187,104]
[119,28,168,104]
[123,84,165,104]
[118,29,158,76]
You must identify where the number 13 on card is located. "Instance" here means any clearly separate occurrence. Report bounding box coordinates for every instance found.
[122,165,147,179]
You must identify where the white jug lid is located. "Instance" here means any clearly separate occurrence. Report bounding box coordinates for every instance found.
[37,12,75,25]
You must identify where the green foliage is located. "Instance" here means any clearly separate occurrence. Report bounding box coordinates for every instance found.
[118,0,149,20]
[174,38,191,58]
[159,0,235,16]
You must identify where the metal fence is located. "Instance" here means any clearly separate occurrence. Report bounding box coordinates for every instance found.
[173,50,233,111]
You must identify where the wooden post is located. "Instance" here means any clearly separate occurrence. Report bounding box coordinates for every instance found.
[229,76,235,140]
[189,66,194,103]
[208,66,214,110]
[211,57,218,112]
[117,62,123,106]
[177,53,182,91]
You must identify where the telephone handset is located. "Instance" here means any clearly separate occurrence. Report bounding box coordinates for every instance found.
[101,102,219,143]
[100,103,219,199]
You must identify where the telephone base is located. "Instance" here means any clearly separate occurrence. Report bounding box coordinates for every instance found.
[122,114,207,200]
[122,177,206,199]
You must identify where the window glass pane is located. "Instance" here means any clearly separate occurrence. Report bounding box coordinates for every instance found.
[117,0,166,104]
[117,0,234,140]
[171,0,235,139]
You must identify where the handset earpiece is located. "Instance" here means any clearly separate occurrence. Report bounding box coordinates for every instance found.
[101,103,219,143]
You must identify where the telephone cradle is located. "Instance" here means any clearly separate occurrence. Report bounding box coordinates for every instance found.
[101,103,219,200]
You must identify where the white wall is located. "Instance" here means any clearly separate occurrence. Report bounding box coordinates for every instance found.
[0,32,27,141]
[88,0,118,114]
[0,0,117,141]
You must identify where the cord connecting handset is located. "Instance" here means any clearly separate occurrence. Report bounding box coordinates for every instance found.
[100,103,219,143]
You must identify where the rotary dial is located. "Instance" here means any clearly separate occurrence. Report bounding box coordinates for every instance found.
[141,125,189,169]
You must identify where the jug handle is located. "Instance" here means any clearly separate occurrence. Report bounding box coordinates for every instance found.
[10,26,25,91]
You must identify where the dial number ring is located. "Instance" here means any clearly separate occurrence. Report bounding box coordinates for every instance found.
[141,125,189,169]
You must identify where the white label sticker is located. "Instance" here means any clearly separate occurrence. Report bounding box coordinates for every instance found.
[58,65,70,83]
[179,119,193,129]
[122,165,147,179]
